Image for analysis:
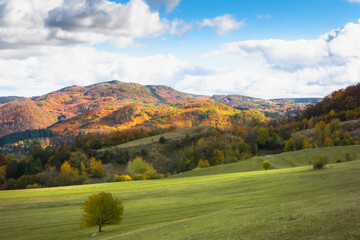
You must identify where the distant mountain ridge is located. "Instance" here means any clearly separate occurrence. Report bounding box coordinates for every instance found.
[0,80,319,137]
[0,96,25,104]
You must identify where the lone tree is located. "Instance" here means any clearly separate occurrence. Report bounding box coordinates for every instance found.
[81,192,124,233]
[313,155,326,170]
[262,160,271,170]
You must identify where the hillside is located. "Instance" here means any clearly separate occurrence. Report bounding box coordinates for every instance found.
[0,81,266,138]
[172,145,360,178]
[0,81,211,137]
[301,82,360,120]
[0,96,25,104]
[48,99,264,136]
[0,160,359,239]
[0,80,320,138]
[0,99,57,137]
[212,95,320,118]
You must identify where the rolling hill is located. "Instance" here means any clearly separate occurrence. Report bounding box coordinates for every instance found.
[0,80,319,138]
[0,150,359,239]
[212,95,321,118]
[0,96,25,104]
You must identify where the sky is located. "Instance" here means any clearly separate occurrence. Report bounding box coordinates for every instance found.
[0,0,360,99]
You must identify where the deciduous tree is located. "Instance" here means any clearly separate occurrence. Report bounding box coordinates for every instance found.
[81,192,123,233]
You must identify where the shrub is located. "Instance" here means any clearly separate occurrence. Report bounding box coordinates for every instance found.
[132,174,147,180]
[117,150,130,164]
[313,155,326,169]
[197,159,210,168]
[145,171,164,180]
[140,148,148,156]
[113,175,132,182]
[27,183,43,189]
[127,157,156,176]
[262,160,271,170]
[159,136,166,144]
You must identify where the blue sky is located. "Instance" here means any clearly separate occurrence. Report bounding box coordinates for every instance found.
[0,0,360,98]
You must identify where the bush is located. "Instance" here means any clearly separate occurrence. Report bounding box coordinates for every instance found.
[140,148,148,156]
[197,159,210,168]
[117,150,130,164]
[27,183,43,189]
[145,171,164,180]
[159,136,166,144]
[132,174,147,180]
[127,157,156,176]
[313,155,326,169]
[113,175,132,182]
[262,160,271,170]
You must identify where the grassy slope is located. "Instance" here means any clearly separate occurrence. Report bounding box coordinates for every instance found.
[173,145,360,178]
[98,126,206,151]
[1,159,360,239]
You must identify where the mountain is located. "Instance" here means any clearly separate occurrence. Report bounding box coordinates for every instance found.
[0,81,214,137]
[0,96,25,104]
[211,95,321,118]
[0,80,318,138]
[0,99,57,137]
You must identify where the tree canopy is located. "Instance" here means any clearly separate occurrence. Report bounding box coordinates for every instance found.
[81,192,123,233]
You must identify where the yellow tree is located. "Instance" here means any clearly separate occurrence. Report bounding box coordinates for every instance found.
[81,192,123,233]
[60,161,79,176]
[88,157,104,178]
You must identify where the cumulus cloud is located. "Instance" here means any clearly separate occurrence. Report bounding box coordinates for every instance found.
[197,19,360,97]
[206,20,360,70]
[147,0,181,13]
[0,46,204,97]
[0,0,358,99]
[46,0,169,47]
[198,14,245,36]
[0,0,179,49]
[0,0,241,50]
[169,19,193,36]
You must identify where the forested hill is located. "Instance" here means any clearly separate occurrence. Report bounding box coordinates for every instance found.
[0,96,25,104]
[0,80,320,138]
[301,83,360,120]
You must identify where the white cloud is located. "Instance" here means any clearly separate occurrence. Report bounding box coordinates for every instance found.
[169,19,193,36]
[206,19,360,71]
[147,0,181,13]
[198,19,360,98]
[46,0,168,47]
[0,46,200,97]
[198,14,245,36]
[348,0,360,3]
[0,1,358,99]
[0,0,179,49]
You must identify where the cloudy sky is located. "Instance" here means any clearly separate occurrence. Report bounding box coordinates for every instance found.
[0,0,360,99]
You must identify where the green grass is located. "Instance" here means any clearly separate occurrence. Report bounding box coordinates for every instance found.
[173,145,360,178]
[1,159,360,239]
[98,126,206,151]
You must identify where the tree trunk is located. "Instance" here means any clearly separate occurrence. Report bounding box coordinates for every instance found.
[99,226,102,233]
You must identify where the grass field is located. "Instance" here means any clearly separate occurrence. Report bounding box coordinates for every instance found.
[1,153,360,239]
[173,145,360,178]
[98,126,206,151]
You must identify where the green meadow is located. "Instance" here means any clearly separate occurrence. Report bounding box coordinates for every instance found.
[0,147,360,239]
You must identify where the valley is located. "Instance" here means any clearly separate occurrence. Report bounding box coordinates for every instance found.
[0,148,359,239]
